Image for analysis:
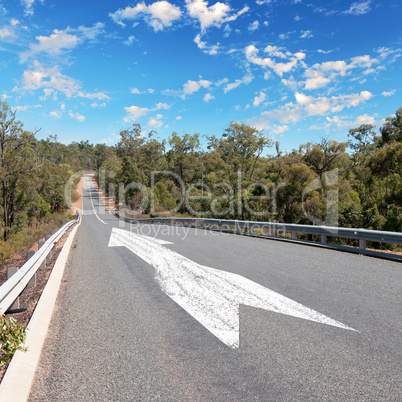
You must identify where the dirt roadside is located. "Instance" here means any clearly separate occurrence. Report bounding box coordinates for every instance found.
[69,175,84,216]
[91,176,116,212]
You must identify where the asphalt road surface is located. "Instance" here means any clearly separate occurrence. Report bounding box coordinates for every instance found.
[30,176,401,401]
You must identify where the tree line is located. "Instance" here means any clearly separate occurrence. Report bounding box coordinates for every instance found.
[0,101,99,246]
[0,100,400,250]
[98,107,401,236]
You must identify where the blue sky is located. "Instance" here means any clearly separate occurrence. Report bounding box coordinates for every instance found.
[0,0,401,151]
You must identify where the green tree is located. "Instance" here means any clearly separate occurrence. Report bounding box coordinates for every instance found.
[348,124,377,160]
[208,122,273,182]
[167,132,200,212]
[0,101,39,240]
[301,138,348,182]
[379,107,402,146]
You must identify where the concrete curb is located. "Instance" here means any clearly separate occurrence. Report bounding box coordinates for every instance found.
[0,220,80,401]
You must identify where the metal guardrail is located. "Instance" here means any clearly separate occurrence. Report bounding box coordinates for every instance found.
[0,217,79,315]
[115,213,402,261]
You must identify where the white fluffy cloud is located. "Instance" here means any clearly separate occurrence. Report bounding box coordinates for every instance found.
[381,90,395,97]
[154,102,170,110]
[303,70,331,90]
[203,93,214,102]
[326,113,376,128]
[182,78,211,97]
[224,73,253,93]
[123,106,149,122]
[123,102,171,122]
[257,90,373,127]
[261,104,303,124]
[295,90,373,116]
[20,23,105,63]
[253,91,266,107]
[183,80,200,94]
[194,34,220,55]
[294,92,312,106]
[91,102,106,108]
[77,22,105,41]
[186,0,249,33]
[69,110,85,122]
[0,26,14,39]
[110,1,182,31]
[354,113,376,125]
[303,55,379,90]
[22,0,44,16]
[147,1,182,31]
[50,110,62,119]
[248,21,259,32]
[300,30,313,39]
[124,36,136,46]
[148,113,164,128]
[22,62,79,97]
[20,30,78,62]
[12,104,41,112]
[271,125,289,135]
[131,88,156,94]
[246,44,306,77]
[20,61,109,100]
[344,0,372,15]
[245,116,289,136]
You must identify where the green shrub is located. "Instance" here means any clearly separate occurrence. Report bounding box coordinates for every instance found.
[0,316,27,366]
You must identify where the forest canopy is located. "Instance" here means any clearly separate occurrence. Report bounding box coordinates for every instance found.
[0,100,401,252]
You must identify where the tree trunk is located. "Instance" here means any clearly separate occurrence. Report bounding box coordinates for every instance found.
[3,180,9,241]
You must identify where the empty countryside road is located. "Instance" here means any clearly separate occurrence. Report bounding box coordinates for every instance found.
[30,176,401,400]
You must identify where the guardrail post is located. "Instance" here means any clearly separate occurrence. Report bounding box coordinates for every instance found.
[291,232,297,240]
[321,234,327,244]
[27,251,36,288]
[6,267,19,310]
[359,239,367,249]
[38,241,46,269]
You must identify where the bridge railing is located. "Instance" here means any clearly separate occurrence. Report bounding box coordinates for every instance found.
[0,216,79,315]
[115,213,402,261]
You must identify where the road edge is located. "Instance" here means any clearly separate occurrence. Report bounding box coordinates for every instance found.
[0,220,80,401]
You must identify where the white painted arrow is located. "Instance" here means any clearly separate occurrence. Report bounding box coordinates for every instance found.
[108,228,356,348]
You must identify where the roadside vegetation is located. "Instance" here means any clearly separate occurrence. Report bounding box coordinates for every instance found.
[97,107,401,249]
[0,101,89,263]
[0,316,27,366]
[0,100,401,256]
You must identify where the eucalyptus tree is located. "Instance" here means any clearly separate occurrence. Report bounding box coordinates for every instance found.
[167,132,200,182]
[300,138,348,182]
[166,132,200,212]
[379,106,402,146]
[208,122,273,184]
[0,101,40,240]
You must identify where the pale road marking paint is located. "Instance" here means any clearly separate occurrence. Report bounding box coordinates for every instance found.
[86,177,107,225]
[108,228,356,349]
